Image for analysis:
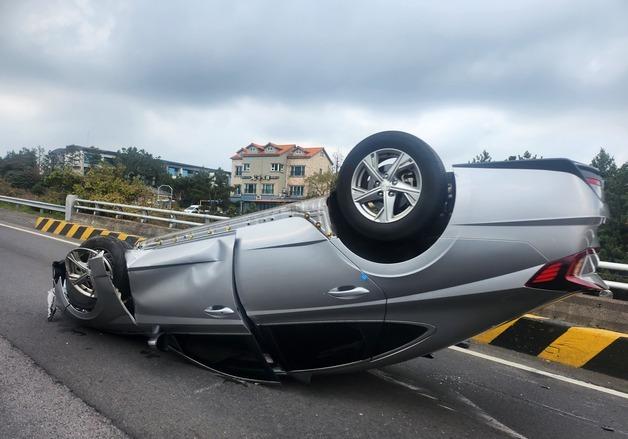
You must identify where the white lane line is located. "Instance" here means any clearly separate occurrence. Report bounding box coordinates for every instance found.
[370,369,437,398]
[371,370,525,438]
[454,392,528,439]
[448,345,628,400]
[0,221,78,246]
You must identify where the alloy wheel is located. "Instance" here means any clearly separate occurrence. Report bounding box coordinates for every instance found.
[65,247,113,299]
[350,148,422,223]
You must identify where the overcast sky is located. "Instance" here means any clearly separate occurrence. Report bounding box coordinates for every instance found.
[0,0,626,170]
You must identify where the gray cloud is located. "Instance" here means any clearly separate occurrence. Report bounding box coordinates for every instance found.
[0,0,626,168]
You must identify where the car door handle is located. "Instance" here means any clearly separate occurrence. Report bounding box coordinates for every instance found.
[327,286,370,299]
[204,306,235,318]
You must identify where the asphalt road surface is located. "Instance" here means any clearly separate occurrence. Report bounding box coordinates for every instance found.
[0,210,626,439]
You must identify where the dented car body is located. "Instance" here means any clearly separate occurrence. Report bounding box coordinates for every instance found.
[52,132,609,383]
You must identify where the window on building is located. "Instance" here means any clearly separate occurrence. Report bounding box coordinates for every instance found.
[265,146,275,152]
[244,183,257,194]
[290,185,304,197]
[234,185,241,195]
[271,163,283,172]
[290,165,305,177]
[243,163,250,172]
[167,166,178,176]
[262,184,274,195]
[235,165,243,176]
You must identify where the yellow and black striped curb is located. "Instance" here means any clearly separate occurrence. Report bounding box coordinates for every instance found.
[35,217,144,246]
[474,314,627,380]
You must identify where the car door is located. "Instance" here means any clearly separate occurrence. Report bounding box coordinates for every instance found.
[234,217,386,372]
[126,233,278,382]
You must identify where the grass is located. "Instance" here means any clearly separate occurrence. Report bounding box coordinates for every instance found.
[0,201,65,220]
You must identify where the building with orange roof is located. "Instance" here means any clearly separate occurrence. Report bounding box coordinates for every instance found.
[230,142,333,209]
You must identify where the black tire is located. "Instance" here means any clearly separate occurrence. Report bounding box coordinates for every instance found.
[336,131,447,241]
[66,236,133,312]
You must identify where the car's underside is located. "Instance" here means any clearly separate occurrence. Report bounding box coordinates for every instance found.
[51,131,609,383]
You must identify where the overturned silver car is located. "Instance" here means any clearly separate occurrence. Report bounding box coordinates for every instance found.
[51,131,609,383]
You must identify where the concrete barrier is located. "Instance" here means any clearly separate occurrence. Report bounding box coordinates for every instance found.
[474,314,627,380]
[35,217,144,246]
[533,294,628,333]
[70,212,171,239]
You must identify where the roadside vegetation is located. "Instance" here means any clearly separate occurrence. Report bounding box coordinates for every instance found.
[0,146,231,213]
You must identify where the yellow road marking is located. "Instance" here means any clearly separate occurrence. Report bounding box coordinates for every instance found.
[473,318,519,344]
[67,224,80,238]
[474,314,548,344]
[539,327,621,367]
[79,226,94,241]
[41,219,56,232]
[31,218,143,244]
[52,221,67,235]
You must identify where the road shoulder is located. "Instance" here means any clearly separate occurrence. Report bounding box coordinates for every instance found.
[0,334,128,439]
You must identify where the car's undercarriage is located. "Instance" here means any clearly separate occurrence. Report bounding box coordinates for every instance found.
[50,131,609,383]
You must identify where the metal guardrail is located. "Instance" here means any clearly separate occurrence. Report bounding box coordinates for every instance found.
[71,197,228,228]
[0,193,227,227]
[598,261,628,291]
[0,195,65,213]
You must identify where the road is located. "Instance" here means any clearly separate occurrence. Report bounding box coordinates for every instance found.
[0,210,627,438]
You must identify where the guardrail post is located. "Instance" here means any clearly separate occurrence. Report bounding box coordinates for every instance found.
[65,194,78,221]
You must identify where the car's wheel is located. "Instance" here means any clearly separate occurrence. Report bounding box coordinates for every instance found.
[65,236,133,312]
[336,131,447,241]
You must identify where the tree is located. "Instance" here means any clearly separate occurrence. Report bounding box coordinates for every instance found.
[209,169,232,204]
[0,148,42,189]
[591,148,617,179]
[73,164,152,204]
[44,167,84,194]
[591,149,627,264]
[171,170,232,210]
[470,150,492,163]
[305,171,337,198]
[115,147,169,186]
[331,151,344,173]
[35,146,46,173]
[506,151,541,161]
[41,150,67,175]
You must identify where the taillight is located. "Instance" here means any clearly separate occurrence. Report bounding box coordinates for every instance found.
[585,176,604,199]
[529,262,561,283]
[526,248,607,293]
